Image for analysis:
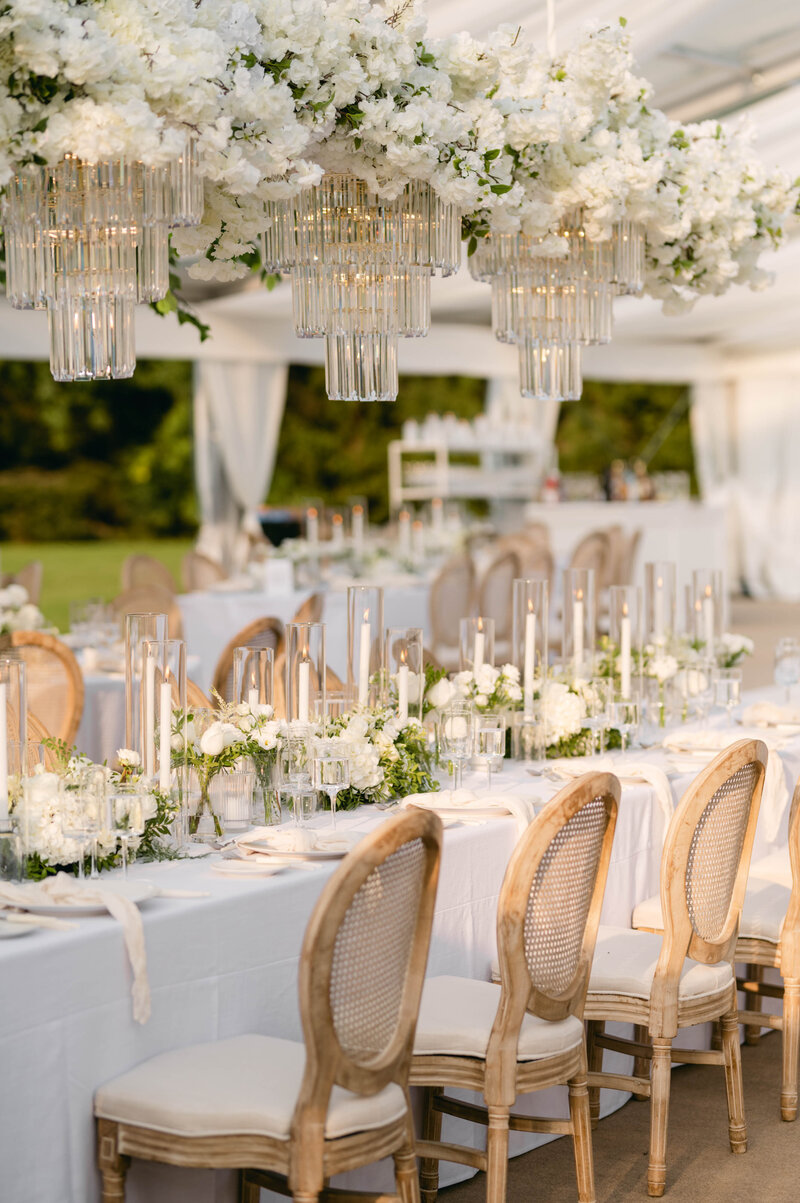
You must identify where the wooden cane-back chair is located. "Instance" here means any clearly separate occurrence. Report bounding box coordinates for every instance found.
[478,548,522,646]
[121,554,177,596]
[94,809,443,1203]
[186,679,213,712]
[586,739,767,1197]
[568,531,612,593]
[26,712,58,770]
[181,551,227,593]
[291,592,325,625]
[9,631,84,746]
[635,774,800,1123]
[2,560,44,604]
[212,617,285,703]
[112,587,184,640]
[429,555,476,665]
[410,772,620,1203]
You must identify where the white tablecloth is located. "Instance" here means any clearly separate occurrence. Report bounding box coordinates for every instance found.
[2,720,793,1203]
[179,582,431,692]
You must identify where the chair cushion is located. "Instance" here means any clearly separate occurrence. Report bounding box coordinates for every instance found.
[749,850,791,888]
[413,976,584,1061]
[588,926,733,1001]
[632,879,789,946]
[94,1035,406,1141]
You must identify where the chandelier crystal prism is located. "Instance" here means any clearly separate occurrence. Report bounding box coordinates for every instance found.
[261,174,462,402]
[0,134,203,382]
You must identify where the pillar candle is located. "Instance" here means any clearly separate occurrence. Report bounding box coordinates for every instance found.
[352,505,365,554]
[573,590,584,672]
[620,605,632,699]
[306,507,319,545]
[523,609,536,714]
[358,618,371,705]
[158,681,172,794]
[398,511,411,556]
[474,624,485,674]
[411,520,425,563]
[431,497,444,533]
[654,578,665,640]
[0,682,8,823]
[144,656,156,778]
[397,657,409,725]
[298,657,310,724]
[248,686,260,710]
[331,514,344,548]
[703,588,714,650]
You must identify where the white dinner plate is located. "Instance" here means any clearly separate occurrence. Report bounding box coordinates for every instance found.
[237,839,348,861]
[408,804,511,819]
[211,859,286,878]
[20,879,159,917]
[0,919,37,939]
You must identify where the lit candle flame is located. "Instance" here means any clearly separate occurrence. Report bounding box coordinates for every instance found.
[622,602,629,617]
[576,588,583,601]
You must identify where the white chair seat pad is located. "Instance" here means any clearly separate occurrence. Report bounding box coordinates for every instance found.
[588,926,733,1001]
[632,879,788,946]
[413,976,584,1061]
[749,850,791,888]
[95,1035,407,1141]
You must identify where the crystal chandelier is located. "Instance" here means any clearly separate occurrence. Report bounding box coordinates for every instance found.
[468,212,645,401]
[1,134,203,382]
[261,174,461,402]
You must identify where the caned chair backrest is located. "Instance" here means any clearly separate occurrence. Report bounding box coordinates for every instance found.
[292,592,325,625]
[653,739,767,1030]
[186,678,213,711]
[568,530,612,592]
[26,712,58,770]
[430,555,476,651]
[478,549,522,642]
[4,561,44,605]
[10,631,85,746]
[121,554,177,596]
[782,781,800,979]
[182,551,227,593]
[212,617,285,703]
[492,772,619,1059]
[422,647,442,671]
[294,808,442,1125]
[111,587,184,639]
[496,533,553,584]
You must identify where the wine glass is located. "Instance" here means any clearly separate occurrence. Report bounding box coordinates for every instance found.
[475,712,506,791]
[609,698,640,752]
[313,743,351,828]
[774,637,800,704]
[108,783,145,878]
[439,703,474,795]
[713,667,742,724]
[278,726,312,825]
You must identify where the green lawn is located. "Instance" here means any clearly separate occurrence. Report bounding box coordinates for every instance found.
[2,539,194,632]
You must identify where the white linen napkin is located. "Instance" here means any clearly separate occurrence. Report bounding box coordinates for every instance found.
[237,826,362,855]
[741,701,800,728]
[400,789,537,835]
[662,729,790,843]
[0,909,76,931]
[546,757,674,824]
[0,873,150,1023]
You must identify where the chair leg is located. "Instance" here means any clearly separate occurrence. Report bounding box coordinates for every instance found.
[721,1009,748,1153]
[781,980,800,1121]
[240,1172,261,1203]
[568,1065,596,1203]
[486,1105,510,1203]
[420,1087,443,1203]
[97,1120,130,1203]
[586,1020,604,1127]
[648,1038,672,1198]
[743,964,764,1045]
[394,1114,422,1203]
[633,1024,650,1101]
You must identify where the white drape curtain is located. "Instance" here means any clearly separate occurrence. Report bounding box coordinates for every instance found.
[193,360,288,570]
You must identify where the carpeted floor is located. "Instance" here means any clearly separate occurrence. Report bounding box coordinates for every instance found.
[441,1031,800,1201]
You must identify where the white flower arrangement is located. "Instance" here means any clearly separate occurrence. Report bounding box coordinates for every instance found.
[450,663,523,712]
[0,584,48,635]
[716,632,754,668]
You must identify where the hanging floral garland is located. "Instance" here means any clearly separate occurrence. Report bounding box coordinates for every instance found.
[0,1,796,398]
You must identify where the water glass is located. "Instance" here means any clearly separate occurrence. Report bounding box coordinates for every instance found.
[675,660,715,726]
[475,712,506,791]
[278,727,312,825]
[774,637,800,703]
[608,699,639,752]
[584,679,612,754]
[108,782,145,877]
[313,743,351,828]
[439,703,474,793]
[713,667,742,723]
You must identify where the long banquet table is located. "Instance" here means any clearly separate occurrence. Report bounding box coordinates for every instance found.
[2,707,796,1203]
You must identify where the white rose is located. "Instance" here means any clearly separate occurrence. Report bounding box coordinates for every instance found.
[199,723,226,756]
[116,749,140,768]
[427,678,456,710]
[23,772,61,805]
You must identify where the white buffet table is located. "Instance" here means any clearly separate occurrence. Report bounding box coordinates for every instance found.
[2,707,794,1203]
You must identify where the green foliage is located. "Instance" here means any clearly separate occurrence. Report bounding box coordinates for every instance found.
[268,366,485,522]
[0,358,196,541]
[556,379,697,490]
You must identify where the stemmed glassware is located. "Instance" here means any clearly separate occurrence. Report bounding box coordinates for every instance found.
[312,743,351,829]
[608,698,640,752]
[439,703,474,795]
[584,680,612,754]
[774,637,800,704]
[60,779,102,881]
[475,712,506,790]
[278,726,314,826]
